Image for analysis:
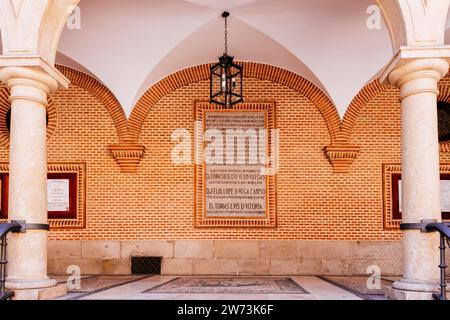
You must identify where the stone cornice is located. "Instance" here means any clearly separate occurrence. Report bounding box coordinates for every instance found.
[380,46,450,85]
[0,55,69,90]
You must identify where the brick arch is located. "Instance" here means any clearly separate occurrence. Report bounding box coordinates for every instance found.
[55,65,130,143]
[340,79,390,144]
[340,76,450,153]
[0,86,58,148]
[128,62,341,144]
[0,66,130,149]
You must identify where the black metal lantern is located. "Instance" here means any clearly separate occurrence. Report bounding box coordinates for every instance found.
[210,12,243,108]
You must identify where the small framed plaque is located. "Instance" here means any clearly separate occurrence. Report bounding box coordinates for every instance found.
[0,163,86,229]
[48,179,70,212]
[47,173,77,219]
[383,164,450,230]
[0,174,7,219]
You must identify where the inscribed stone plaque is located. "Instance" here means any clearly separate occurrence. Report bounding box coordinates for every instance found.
[205,111,267,218]
[47,179,70,212]
[194,102,277,228]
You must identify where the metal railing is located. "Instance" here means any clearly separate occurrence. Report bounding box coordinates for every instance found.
[426,222,450,301]
[0,222,21,301]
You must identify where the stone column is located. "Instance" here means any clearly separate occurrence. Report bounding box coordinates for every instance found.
[387,58,449,300]
[0,66,66,300]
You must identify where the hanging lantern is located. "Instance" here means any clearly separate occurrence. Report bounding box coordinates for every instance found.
[210,11,243,108]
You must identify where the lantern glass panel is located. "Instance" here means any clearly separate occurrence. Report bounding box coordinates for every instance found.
[210,64,225,104]
[210,59,243,107]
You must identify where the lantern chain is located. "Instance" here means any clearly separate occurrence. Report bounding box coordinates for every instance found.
[224,14,228,56]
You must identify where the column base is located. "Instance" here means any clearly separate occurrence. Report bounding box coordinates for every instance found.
[6,277,57,290]
[384,284,437,300]
[11,283,67,300]
[6,278,67,300]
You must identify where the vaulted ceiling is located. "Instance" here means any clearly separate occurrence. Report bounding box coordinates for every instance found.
[3,0,450,118]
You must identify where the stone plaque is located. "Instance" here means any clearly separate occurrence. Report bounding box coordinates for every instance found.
[442,180,450,212]
[205,111,267,218]
[0,163,86,229]
[48,179,70,212]
[195,102,277,228]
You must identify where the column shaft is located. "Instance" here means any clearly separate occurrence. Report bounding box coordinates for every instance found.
[389,58,449,298]
[6,78,55,289]
[0,67,62,297]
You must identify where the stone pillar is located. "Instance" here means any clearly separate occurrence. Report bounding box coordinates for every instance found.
[387,58,449,300]
[0,66,67,300]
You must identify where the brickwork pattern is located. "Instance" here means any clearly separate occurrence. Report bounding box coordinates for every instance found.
[0,65,449,241]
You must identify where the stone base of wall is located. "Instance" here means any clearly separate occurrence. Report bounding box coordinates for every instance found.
[48,240,411,276]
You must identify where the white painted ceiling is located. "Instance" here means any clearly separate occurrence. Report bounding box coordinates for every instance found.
[3,1,450,117]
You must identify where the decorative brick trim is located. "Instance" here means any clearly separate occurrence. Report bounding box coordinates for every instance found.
[340,79,389,144]
[0,65,131,149]
[0,86,58,148]
[0,162,86,230]
[324,145,361,173]
[108,144,146,173]
[342,76,450,153]
[55,65,131,143]
[323,79,389,173]
[438,79,450,152]
[57,66,144,173]
[129,62,341,146]
[383,163,450,230]
[382,164,402,230]
[441,142,450,152]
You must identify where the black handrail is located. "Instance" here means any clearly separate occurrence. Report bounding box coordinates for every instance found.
[0,222,22,239]
[0,221,21,301]
[426,222,450,301]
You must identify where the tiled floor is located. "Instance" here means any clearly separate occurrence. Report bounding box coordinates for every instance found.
[54,275,373,300]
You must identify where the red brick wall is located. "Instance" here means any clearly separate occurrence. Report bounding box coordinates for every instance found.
[0,65,449,241]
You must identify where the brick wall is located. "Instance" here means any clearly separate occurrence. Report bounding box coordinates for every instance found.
[0,64,449,243]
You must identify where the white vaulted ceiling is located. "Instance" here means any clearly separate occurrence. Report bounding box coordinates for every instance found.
[6,0,450,117]
[56,0,398,117]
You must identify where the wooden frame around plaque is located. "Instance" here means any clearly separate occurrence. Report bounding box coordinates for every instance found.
[194,101,277,228]
[383,163,450,230]
[47,173,77,219]
[0,163,86,230]
[0,174,8,219]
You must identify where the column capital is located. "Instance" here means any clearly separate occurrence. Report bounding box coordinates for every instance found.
[0,55,69,92]
[388,58,449,89]
[380,46,450,88]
